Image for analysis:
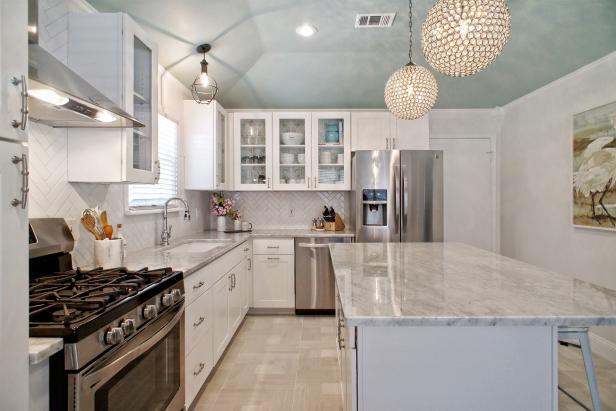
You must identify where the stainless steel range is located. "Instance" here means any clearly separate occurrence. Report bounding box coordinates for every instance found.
[29,218,185,411]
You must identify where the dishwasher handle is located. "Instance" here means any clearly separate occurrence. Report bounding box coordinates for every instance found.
[297,243,330,248]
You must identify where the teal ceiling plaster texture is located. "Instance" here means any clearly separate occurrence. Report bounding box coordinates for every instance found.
[88,0,616,109]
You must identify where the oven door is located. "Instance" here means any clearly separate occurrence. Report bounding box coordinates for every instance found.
[70,302,185,411]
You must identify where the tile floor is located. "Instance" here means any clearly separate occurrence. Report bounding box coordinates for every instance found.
[192,315,616,411]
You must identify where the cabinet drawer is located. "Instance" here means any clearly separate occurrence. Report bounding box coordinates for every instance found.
[184,242,247,305]
[185,287,213,355]
[185,327,213,408]
[253,238,294,255]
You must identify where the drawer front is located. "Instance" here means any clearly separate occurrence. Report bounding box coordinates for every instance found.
[253,238,294,255]
[184,242,247,305]
[185,327,213,408]
[185,287,213,355]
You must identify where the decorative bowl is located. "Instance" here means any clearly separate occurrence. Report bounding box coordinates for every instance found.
[281,132,305,145]
[325,131,339,143]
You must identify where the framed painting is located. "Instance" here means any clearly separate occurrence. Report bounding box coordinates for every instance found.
[572,101,616,230]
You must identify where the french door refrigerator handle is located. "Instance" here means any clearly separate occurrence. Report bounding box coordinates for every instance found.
[401,164,408,238]
[393,164,400,236]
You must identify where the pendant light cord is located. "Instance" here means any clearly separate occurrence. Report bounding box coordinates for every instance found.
[408,0,413,64]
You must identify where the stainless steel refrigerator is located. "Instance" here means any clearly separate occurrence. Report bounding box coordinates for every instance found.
[350,150,443,242]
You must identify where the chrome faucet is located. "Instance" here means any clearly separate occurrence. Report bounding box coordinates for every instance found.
[161,197,191,246]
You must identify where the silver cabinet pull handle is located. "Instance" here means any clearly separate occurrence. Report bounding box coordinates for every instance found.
[267,177,271,189]
[193,316,205,327]
[243,247,250,252]
[314,176,317,189]
[266,245,280,249]
[266,257,280,261]
[248,257,252,270]
[11,75,28,131]
[154,160,161,182]
[11,154,28,209]
[192,281,205,290]
[194,362,205,376]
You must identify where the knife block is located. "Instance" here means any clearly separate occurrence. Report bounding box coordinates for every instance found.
[325,214,346,231]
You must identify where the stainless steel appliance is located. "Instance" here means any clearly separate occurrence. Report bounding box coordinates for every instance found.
[29,218,185,411]
[350,150,443,242]
[295,236,351,313]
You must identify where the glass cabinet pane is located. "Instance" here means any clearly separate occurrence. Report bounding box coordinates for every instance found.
[240,118,267,185]
[132,36,152,171]
[278,118,307,186]
[216,110,226,186]
[317,118,345,185]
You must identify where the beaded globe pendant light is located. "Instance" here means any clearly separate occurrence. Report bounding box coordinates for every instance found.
[422,0,511,77]
[191,44,218,104]
[384,0,438,120]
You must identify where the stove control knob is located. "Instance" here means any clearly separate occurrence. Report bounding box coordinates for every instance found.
[121,319,136,336]
[161,293,174,307]
[105,327,125,345]
[143,304,158,320]
[171,289,182,303]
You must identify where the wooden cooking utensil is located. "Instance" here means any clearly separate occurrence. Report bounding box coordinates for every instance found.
[103,224,113,240]
[100,210,109,227]
[81,214,102,240]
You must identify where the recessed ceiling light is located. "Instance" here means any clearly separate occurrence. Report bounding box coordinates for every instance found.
[296,23,317,37]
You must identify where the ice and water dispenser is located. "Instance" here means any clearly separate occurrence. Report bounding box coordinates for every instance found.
[362,189,387,226]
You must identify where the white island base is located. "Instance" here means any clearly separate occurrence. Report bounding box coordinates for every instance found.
[339,324,557,411]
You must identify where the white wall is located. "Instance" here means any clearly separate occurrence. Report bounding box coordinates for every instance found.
[500,52,616,349]
[30,0,207,266]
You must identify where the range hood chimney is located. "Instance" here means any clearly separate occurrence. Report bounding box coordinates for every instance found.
[27,0,143,128]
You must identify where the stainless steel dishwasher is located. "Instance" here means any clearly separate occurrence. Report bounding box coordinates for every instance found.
[295,236,352,314]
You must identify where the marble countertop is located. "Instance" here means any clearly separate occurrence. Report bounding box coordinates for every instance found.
[124,228,354,277]
[29,338,63,365]
[330,242,616,327]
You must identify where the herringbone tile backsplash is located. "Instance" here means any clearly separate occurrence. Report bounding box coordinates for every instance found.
[211,191,349,229]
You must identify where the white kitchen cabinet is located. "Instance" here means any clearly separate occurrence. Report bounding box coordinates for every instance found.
[0,140,29,410]
[273,112,312,190]
[311,111,351,190]
[233,112,273,190]
[212,273,230,363]
[393,114,430,149]
[241,255,251,315]
[184,100,229,190]
[351,111,429,151]
[252,254,295,309]
[0,0,28,141]
[67,13,159,183]
[351,112,392,151]
[185,326,213,406]
[228,263,244,334]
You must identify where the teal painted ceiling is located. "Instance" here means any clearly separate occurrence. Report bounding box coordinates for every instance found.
[87,0,616,109]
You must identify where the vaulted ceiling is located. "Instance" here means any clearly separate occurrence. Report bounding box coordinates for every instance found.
[88,0,616,109]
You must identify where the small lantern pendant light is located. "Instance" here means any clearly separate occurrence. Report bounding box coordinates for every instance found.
[384,0,438,120]
[191,44,219,104]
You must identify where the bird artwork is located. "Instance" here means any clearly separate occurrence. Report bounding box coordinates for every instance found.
[572,102,616,229]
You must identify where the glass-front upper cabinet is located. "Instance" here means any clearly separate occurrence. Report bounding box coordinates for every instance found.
[215,105,228,189]
[311,112,351,190]
[233,112,273,190]
[66,13,158,183]
[273,112,311,190]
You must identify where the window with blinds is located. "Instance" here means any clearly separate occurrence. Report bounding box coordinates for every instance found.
[128,114,178,208]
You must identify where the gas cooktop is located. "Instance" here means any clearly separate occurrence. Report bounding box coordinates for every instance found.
[29,266,182,340]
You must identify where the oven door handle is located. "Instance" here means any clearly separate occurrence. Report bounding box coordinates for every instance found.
[81,303,184,389]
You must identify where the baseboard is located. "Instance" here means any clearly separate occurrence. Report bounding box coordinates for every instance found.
[248,307,295,315]
[589,331,616,364]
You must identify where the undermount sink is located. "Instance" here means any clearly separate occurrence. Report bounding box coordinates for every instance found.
[165,240,231,254]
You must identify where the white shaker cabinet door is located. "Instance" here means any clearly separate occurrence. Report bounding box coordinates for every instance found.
[0,141,29,410]
[252,254,295,308]
[0,0,28,141]
[212,275,230,363]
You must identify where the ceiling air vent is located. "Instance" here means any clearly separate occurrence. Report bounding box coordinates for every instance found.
[355,13,396,28]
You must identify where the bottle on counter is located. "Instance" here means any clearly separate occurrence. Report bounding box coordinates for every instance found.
[115,223,127,265]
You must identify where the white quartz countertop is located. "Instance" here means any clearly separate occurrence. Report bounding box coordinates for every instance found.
[330,242,616,327]
[124,229,354,277]
[29,338,63,365]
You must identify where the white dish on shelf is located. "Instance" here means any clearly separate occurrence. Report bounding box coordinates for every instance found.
[281,132,305,145]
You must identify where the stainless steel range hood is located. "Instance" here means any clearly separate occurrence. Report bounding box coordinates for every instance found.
[27,0,144,128]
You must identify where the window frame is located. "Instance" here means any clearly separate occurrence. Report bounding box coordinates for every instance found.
[124,113,182,215]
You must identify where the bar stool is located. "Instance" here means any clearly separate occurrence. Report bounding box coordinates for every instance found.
[558,327,602,411]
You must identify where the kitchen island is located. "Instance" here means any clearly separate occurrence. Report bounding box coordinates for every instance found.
[330,242,616,411]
